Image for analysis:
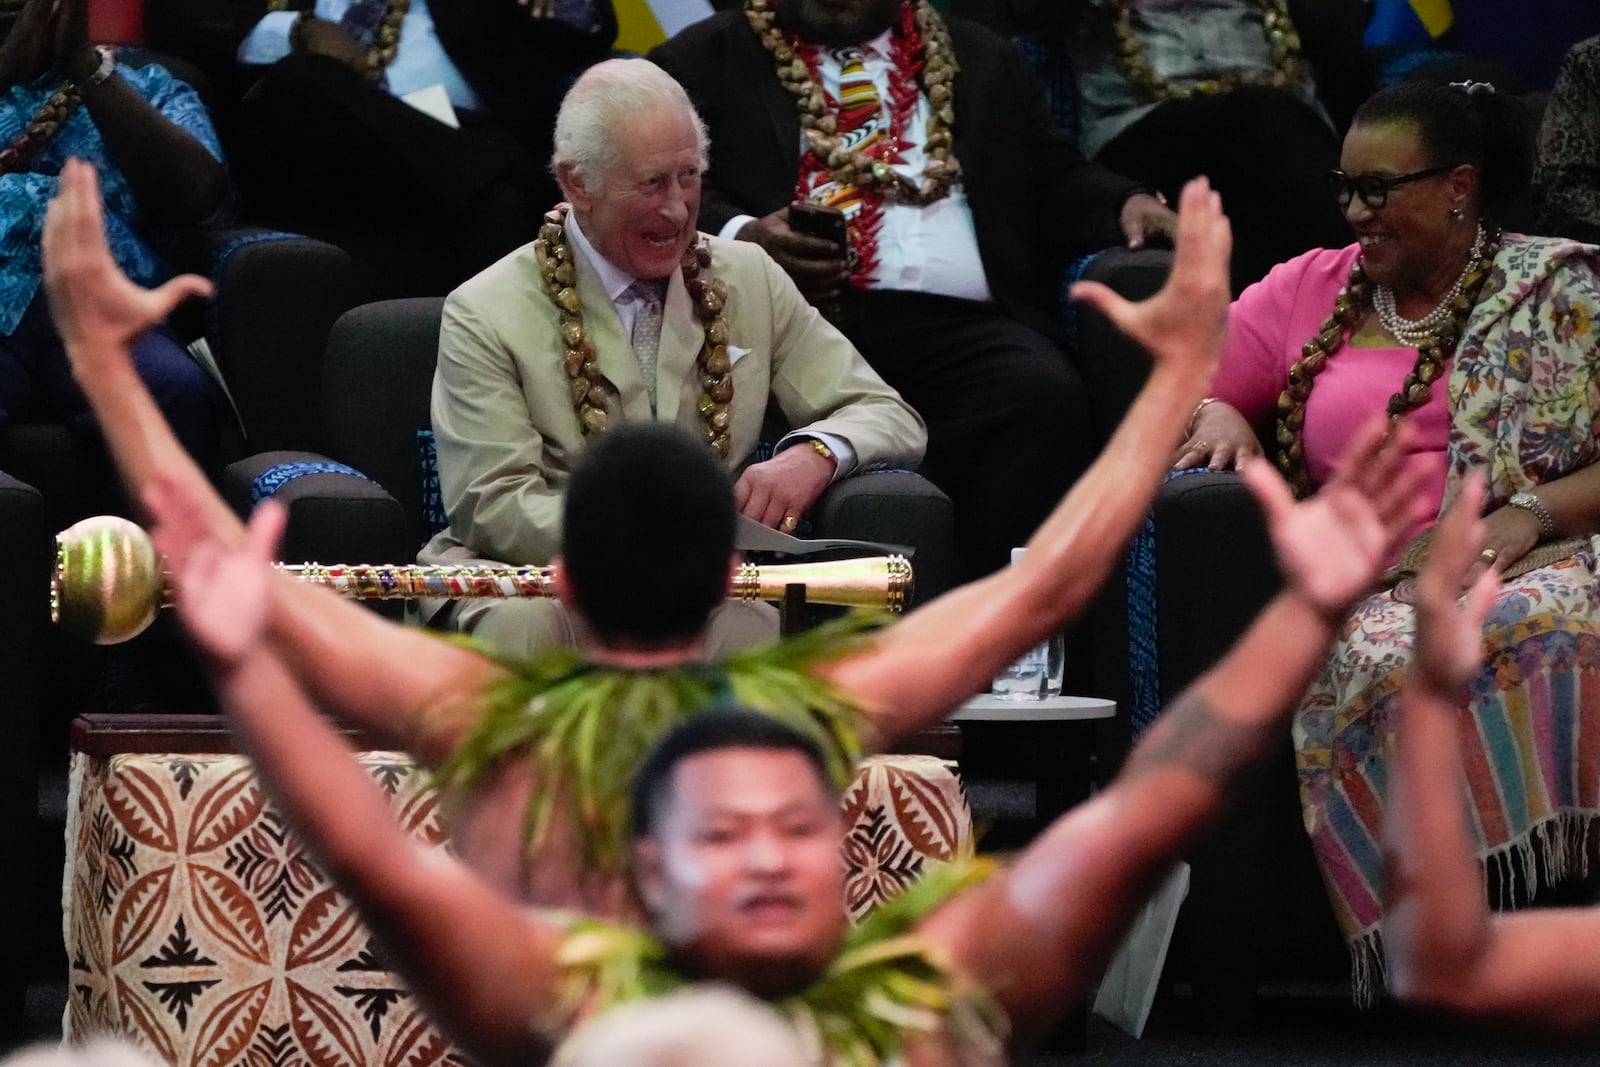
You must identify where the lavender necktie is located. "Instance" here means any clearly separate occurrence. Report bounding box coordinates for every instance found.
[627,279,667,412]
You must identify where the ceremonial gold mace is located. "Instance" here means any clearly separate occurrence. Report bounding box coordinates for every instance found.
[51,515,914,645]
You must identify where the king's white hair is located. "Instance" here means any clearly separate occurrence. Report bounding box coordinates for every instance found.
[551,58,710,193]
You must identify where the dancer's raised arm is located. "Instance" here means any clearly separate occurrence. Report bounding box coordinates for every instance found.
[823,177,1231,739]
[142,474,567,1066]
[919,418,1432,1049]
[42,159,501,763]
[1383,477,1600,1033]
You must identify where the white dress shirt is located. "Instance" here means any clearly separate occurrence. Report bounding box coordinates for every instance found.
[721,29,993,303]
[238,0,484,112]
[566,214,857,477]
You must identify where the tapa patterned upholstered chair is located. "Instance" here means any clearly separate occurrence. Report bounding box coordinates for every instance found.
[62,715,971,1066]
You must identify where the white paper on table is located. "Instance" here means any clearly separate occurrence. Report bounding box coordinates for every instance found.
[400,83,459,129]
[1092,861,1190,1038]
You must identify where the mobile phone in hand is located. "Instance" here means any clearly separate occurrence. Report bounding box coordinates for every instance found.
[788,202,848,248]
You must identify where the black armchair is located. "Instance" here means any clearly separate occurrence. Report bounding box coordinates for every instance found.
[1089,469,1350,1028]
[0,473,49,1039]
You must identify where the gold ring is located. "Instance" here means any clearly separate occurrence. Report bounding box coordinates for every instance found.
[781,515,798,532]
[1192,440,1212,454]
[1480,547,1499,564]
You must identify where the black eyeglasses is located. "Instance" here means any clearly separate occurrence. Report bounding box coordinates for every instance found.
[1326,165,1458,210]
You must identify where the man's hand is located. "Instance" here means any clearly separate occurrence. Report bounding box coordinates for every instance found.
[42,159,213,377]
[1071,177,1230,383]
[147,473,285,668]
[735,207,852,301]
[293,15,368,69]
[733,443,835,530]
[1412,473,1500,697]
[1118,191,1178,251]
[1242,416,1433,624]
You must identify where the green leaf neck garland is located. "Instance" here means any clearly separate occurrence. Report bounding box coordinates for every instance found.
[434,612,890,871]
[552,857,1008,1067]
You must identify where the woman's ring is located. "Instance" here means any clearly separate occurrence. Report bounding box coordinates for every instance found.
[1480,547,1499,565]
[1192,440,1212,455]
[781,515,799,532]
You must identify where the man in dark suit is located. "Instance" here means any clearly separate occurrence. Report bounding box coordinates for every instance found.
[229,0,617,290]
[650,0,1174,578]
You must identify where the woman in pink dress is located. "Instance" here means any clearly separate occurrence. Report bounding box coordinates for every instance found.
[1176,78,1600,1000]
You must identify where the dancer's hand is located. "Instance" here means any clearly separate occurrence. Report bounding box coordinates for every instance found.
[1071,176,1230,386]
[42,159,212,378]
[1242,417,1433,624]
[1412,473,1500,696]
[146,472,283,667]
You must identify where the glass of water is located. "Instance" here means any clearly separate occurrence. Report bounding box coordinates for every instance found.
[992,631,1065,700]
[990,547,1066,700]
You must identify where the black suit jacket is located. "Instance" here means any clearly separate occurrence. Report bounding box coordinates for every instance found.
[649,10,1142,338]
[168,0,616,158]
[432,0,617,155]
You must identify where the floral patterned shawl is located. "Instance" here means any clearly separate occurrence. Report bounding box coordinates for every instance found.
[1295,233,1600,1003]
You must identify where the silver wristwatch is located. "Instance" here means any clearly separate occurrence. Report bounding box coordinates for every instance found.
[1507,491,1556,539]
[80,45,117,91]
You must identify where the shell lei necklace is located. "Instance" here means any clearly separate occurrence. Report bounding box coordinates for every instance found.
[1273,224,1501,498]
[272,0,410,83]
[1113,0,1305,101]
[535,205,735,457]
[1372,222,1488,347]
[0,82,82,177]
[744,0,961,207]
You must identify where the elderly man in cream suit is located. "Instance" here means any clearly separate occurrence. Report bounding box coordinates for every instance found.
[419,58,927,656]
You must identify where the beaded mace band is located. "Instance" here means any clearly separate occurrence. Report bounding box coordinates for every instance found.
[49,515,913,645]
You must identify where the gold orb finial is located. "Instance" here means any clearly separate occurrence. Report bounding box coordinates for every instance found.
[52,515,165,645]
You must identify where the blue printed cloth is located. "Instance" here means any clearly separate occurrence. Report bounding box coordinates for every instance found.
[0,62,224,335]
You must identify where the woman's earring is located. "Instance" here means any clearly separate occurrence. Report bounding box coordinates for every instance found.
[1449,205,1464,220]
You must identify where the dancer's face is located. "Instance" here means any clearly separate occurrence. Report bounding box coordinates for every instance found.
[563,106,702,281]
[634,748,847,992]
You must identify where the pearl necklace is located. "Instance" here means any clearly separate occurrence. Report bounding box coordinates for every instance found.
[1371,223,1487,347]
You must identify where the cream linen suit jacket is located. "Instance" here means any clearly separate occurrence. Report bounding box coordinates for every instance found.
[418,232,927,571]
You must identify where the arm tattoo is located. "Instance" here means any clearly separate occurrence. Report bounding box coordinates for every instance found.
[1120,691,1272,787]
